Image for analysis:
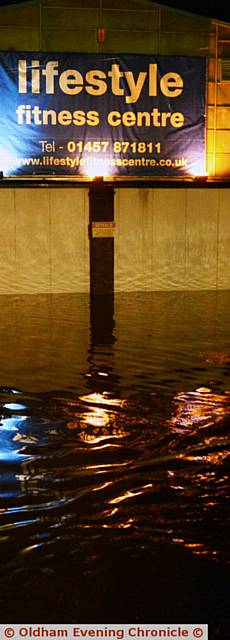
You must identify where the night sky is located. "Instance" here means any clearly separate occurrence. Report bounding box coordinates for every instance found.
[155,0,230,23]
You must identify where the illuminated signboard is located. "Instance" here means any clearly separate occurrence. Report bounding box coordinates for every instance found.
[0,52,206,177]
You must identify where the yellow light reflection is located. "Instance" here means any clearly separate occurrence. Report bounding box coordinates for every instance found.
[79,392,125,407]
[184,543,203,548]
[84,157,112,179]
[63,392,128,443]
[172,536,220,560]
[83,407,110,429]
[109,484,153,505]
[102,517,134,529]
[168,386,230,430]
[92,481,113,492]
[183,451,229,465]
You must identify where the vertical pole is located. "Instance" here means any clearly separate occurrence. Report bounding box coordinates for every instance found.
[88,180,115,366]
[89,179,115,296]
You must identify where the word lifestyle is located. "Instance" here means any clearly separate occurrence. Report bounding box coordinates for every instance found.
[18,60,184,104]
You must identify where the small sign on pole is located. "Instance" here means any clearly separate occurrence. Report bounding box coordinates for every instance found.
[92,221,115,238]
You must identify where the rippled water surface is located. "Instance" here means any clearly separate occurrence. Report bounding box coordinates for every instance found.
[0,292,229,638]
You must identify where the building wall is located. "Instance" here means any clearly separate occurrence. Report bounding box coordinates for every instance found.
[0,0,229,178]
[0,1,229,293]
[0,187,89,293]
[0,184,229,294]
[115,187,230,290]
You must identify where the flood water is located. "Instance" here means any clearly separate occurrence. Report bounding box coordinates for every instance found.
[0,291,229,639]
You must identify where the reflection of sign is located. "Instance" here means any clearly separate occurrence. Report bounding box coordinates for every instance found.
[92,222,115,238]
[0,52,206,178]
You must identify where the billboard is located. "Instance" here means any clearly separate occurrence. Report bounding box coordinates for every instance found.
[0,52,206,178]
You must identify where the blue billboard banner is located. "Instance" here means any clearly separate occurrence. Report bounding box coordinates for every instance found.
[0,52,206,178]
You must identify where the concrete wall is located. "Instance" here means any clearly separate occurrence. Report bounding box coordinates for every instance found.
[0,187,89,293]
[115,188,230,290]
[0,185,229,293]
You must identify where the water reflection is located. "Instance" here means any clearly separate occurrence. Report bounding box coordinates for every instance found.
[169,386,230,431]
[0,292,229,636]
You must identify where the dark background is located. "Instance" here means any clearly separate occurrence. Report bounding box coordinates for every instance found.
[0,0,230,24]
[151,0,230,23]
